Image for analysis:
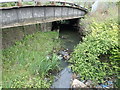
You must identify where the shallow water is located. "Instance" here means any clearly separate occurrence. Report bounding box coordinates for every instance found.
[52,67,72,88]
[59,25,81,51]
[52,25,81,88]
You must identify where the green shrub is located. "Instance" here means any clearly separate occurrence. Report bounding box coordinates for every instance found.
[109,47,120,88]
[70,19,119,84]
[109,47,120,74]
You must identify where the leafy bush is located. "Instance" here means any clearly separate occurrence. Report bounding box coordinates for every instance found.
[70,19,119,84]
[109,48,120,73]
[3,31,60,88]
[109,47,120,88]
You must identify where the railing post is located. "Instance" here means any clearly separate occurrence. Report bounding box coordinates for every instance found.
[63,0,66,6]
[36,2,41,6]
[36,0,41,6]
[50,0,55,5]
[17,0,22,6]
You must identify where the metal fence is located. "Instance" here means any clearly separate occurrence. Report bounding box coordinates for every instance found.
[0,0,82,8]
[0,0,74,3]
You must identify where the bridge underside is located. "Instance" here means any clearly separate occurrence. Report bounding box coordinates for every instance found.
[0,5,87,29]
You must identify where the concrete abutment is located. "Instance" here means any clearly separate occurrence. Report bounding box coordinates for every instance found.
[2,18,82,49]
[2,22,52,49]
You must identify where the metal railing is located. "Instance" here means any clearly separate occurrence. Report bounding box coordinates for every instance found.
[0,0,77,6]
[0,0,88,12]
[0,0,74,3]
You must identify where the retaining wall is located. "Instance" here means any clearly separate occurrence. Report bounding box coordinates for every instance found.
[2,22,52,49]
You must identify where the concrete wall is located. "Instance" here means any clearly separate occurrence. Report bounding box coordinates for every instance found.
[0,6,87,29]
[2,22,52,49]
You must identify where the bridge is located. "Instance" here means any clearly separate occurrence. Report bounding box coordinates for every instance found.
[1,0,88,48]
[0,0,88,29]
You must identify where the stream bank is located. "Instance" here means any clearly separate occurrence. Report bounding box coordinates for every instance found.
[2,31,60,88]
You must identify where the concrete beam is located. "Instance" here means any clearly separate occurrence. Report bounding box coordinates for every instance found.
[1,6,87,29]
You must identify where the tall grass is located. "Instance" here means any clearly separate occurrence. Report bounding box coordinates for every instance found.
[2,31,60,88]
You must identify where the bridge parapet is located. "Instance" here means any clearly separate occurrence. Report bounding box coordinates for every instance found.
[0,5,87,28]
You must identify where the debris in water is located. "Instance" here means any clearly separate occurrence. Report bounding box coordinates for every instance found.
[84,80,94,88]
[58,49,70,60]
[57,55,63,60]
[96,85,102,88]
[107,81,113,87]
[60,36,67,39]
[59,50,66,55]
[100,84,109,88]
[63,52,70,60]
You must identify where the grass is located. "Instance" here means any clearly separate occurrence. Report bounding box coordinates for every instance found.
[2,31,60,88]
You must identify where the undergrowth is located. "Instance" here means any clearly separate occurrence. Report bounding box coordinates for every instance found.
[70,18,119,85]
[2,31,60,88]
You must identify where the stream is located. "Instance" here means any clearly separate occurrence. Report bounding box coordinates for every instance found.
[52,24,82,88]
[51,24,115,90]
[51,24,115,89]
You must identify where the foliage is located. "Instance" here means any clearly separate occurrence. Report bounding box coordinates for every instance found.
[70,18,119,84]
[109,47,120,72]
[3,31,60,88]
[109,47,120,88]
[0,2,16,7]
[0,2,34,7]
[116,1,120,6]
[22,2,34,6]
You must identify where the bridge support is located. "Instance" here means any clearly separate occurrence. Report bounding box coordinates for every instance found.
[2,18,83,49]
[2,22,52,49]
[17,0,22,6]
[40,22,52,32]
[51,18,84,40]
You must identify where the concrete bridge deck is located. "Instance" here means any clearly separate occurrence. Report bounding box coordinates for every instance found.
[0,5,87,29]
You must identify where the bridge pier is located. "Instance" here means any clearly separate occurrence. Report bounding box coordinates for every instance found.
[40,22,52,32]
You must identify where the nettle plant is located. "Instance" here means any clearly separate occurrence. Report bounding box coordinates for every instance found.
[70,19,119,83]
